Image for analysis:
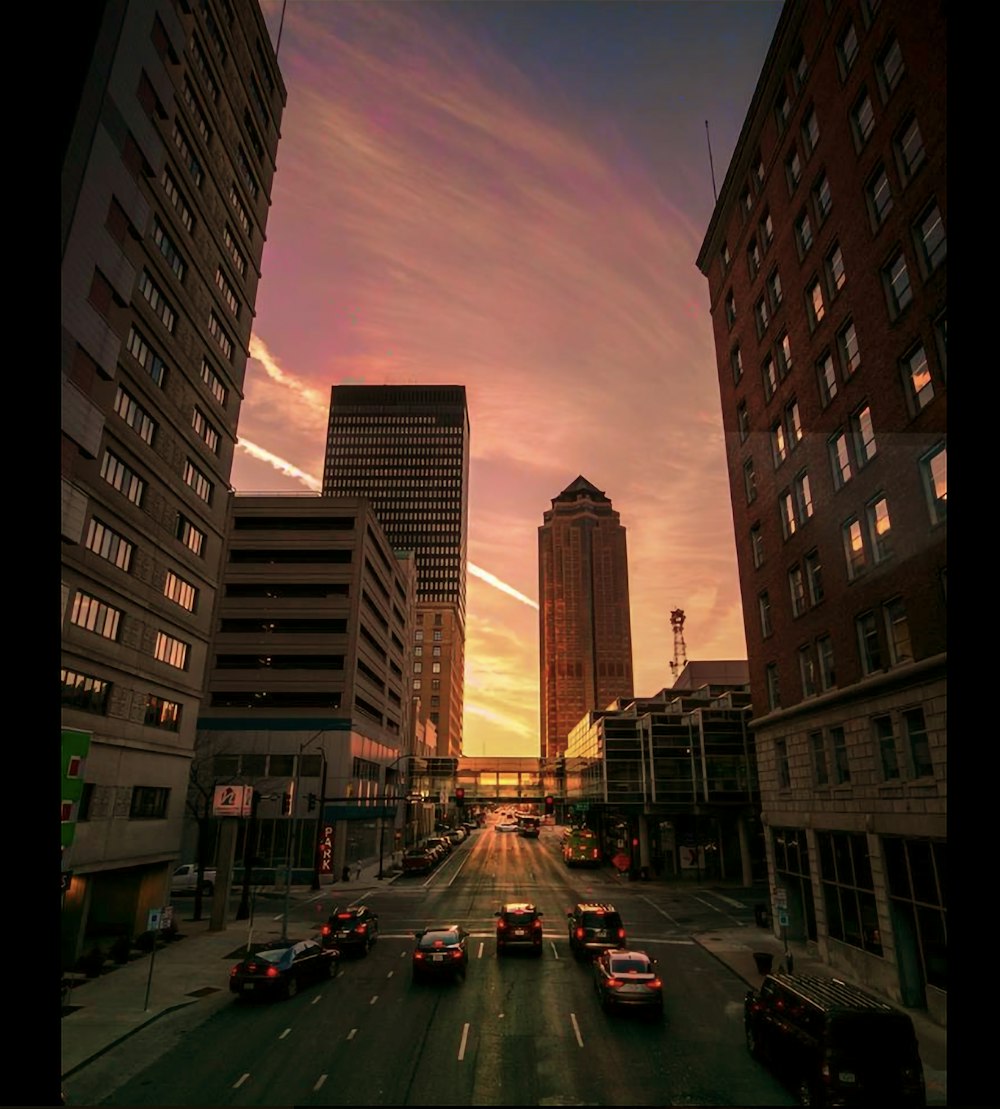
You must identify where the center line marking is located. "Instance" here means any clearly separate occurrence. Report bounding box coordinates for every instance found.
[279,1028,291,1039]
[347,1028,358,1040]
[458,1022,470,1061]
[233,1074,250,1088]
[569,1012,584,1047]
[370,995,378,1004]
[313,1075,328,1091]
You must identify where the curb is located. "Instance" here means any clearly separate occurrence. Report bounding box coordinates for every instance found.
[61,998,198,1080]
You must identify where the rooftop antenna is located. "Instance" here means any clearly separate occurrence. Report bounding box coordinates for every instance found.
[705,121,718,204]
[276,0,288,57]
[669,609,688,680]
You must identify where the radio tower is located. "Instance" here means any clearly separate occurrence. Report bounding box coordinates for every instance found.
[669,609,687,680]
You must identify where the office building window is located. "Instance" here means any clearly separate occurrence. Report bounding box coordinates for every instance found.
[852,89,875,149]
[857,610,883,674]
[817,635,835,690]
[759,591,773,637]
[747,237,761,279]
[762,355,778,401]
[760,209,774,248]
[61,668,111,715]
[183,459,213,503]
[895,115,926,184]
[176,513,205,556]
[70,591,122,641]
[903,707,933,778]
[807,278,825,328]
[737,401,750,444]
[751,523,764,569]
[766,663,780,710]
[838,319,861,377]
[883,250,912,317]
[725,290,736,327]
[201,358,228,407]
[877,37,905,97]
[154,631,189,670]
[753,149,766,190]
[720,241,731,269]
[85,518,133,572]
[161,167,194,232]
[837,22,859,78]
[818,831,880,955]
[789,565,807,617]
[777,331,793,377]
[867,166,893,228]
[810,731,829,786]
[731,345,743,384]
[192,408,220,453]
[786,146,802,191]
[844,517,866,580]
[138,269,176,332]
[873,714,900,780]
[755,295,770,337]
[866,495,892,563]
[776,738,791,790]
[740,185,753,218]
[915,202,946,274]
[744,458,757,504]
[799,644,819,698]
[852,404,877,465]
[153,217,186,281]
[812,174,832,224]
[114,386,156,445]
[126,326,167,388]
[831,726,850,784]
[786,400,803,448]
[163,569,197,612]
[432,662,441,674]
[767,269,783,311]
[802,108,820,156]
[775,88,792,131]
[920,444,947,524]
[780,491,797,539]
[805,550,824,606]
[145,695,181,731]
[794,471,814,523]
[826,242,846,295]
[214,268,241,318]
[100,451,145,506]
[795,209,813,255]
[884,597,913,665]
[791,44,808,91]
[130,786,170,819]
[902,343,933,413]
[208,312,233,360]
[817,351,838,407]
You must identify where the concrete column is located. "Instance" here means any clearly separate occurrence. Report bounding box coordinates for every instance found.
[738,812,753,886]
[638,813,651,872]
[210,817,238,932]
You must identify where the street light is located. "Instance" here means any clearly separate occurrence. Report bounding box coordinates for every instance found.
[281,729,328,944]
[377,752,411,880]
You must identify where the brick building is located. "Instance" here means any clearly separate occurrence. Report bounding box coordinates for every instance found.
[696,0,946,1022]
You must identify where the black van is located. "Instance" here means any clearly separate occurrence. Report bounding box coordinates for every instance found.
[744,973,926,1107]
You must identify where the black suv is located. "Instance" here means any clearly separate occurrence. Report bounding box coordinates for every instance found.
[744,973,926,1107]
[495,902,544,955]
[320,905,379,956]
[567,902,626,960]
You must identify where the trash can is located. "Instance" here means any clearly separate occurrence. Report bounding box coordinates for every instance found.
[752,951,774,975]
[754,904,771,928]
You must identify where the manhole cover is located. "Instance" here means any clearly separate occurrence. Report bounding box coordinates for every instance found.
[186,986,221,998]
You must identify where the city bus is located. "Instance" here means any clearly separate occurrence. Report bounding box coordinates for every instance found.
[563,826,601,867]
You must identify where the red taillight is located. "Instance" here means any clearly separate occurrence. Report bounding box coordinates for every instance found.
[497,919,507,931]
[266,966,279,978]
[650,978,663,989]
[450,948,463,959]
[591,848,599,859]
[414,951,425,962]
[575,927,585,940]
[229,966,238,977]
[321,924,331,936]
[356,923,367,934]
[606,977,623,989]
[532,920,542,931]
[617,928,626,941]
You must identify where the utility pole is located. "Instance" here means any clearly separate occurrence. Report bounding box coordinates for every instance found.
[236,790,262,921]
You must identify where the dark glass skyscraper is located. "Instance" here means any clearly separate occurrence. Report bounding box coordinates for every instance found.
[538,476,634,760]
[322,385,470,758]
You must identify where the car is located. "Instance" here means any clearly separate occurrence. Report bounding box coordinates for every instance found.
[229,939,339,1000]
[445,828,466,845]
[170,863,216,895]
[567,902,627,960]
[412,925,470,982]
[593,949,663,1016]
[496,821,519,832]
[744,973,926,1107]
[402,846,435,874]
[495,902,544,955]
[320,905,379,956]
[426,836,451,858]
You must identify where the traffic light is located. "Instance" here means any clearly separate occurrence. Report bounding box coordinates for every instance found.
[281,791,291,816]
[544,795,555,815]
[307,793,317,812]
[455,787,465,808]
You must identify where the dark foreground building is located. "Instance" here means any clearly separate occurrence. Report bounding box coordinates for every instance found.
[61,0,285,965]
[696,0,946,1023]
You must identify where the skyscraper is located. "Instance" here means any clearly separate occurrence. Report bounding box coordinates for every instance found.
[696,0,945,1012]
[61,0,284,965]
[323,385,470,758]
[538,476,635,760]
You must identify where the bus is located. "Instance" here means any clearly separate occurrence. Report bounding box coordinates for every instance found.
[563,826,601,867]
[517,815,541,838]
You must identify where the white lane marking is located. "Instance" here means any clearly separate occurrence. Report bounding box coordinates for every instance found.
[347,1028,358,1040]
[638,894,681,925]
[233,1074,250,1088]
[313,1075,328,1091]
[279,1028,291,1040]
[569,1012,584,1047]
[714,893,746,908]
[458,1022,470,1061]
[692,894,745,925]
[311,995,321,1005]
[477,940,484,960]
[369,995,378,1005]
[549,940,559,959]
[386,970,394,979]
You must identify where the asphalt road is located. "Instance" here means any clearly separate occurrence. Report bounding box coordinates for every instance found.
[88,825,794,1107]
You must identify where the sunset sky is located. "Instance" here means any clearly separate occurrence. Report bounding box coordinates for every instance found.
[236,1,783,756]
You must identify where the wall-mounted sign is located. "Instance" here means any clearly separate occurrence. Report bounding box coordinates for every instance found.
[213,784,253,817]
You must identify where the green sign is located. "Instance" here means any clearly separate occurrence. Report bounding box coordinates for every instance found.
[61,728,91,849]
[574,803,590,812]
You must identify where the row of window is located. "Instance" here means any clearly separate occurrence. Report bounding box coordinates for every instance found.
[64,784,172,823]
[68,589,192,670]
[61,667,182,729]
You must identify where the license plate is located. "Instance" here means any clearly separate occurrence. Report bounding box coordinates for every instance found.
[242,983,255,991]
[620,984,645,993]
[839,1072,856,1084]
[512,929,526,936]
[594,930,607,939]
[432,954,444,962]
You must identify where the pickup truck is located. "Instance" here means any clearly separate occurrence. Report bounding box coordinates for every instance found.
[170,863,217,894]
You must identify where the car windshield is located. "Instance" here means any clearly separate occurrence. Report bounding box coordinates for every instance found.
[827,1013,917,1055]
[251,948,291,964]
[503,910,537,923]
[583,913,617,928]
[610,956,651,975]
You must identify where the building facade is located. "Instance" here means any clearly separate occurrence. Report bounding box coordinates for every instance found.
[322,385,471,760]
[192,495,417,883]
[696,0,946,1022]
[60,0,284,964]
[538,476,635,761]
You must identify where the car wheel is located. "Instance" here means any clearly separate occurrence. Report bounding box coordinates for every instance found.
[745,1021,761,1059]
[285,975,298,999]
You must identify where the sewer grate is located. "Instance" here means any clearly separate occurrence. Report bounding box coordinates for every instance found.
[186,986,221,998]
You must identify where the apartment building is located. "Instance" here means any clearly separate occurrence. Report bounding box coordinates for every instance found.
[60,0,284,963]
[323,385,471,760]
[539,476,635,761]
[696,0,946,1022]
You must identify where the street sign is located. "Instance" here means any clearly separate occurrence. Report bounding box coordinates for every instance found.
[214,784,254,818]
[160,906,174,932]
[612,852,630,872]
[778,910,789,927]
[774,888,788,909]
[147,908,162,932]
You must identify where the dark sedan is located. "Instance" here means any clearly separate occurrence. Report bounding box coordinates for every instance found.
[412,925,469,982]
[592,949,663,1016]
[229,939,339,1000]
[321,905,379,956]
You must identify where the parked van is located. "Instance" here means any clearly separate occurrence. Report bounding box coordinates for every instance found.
[744,972,926,1107]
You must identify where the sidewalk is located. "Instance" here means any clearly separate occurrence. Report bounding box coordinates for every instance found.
[62,858,946,1106]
